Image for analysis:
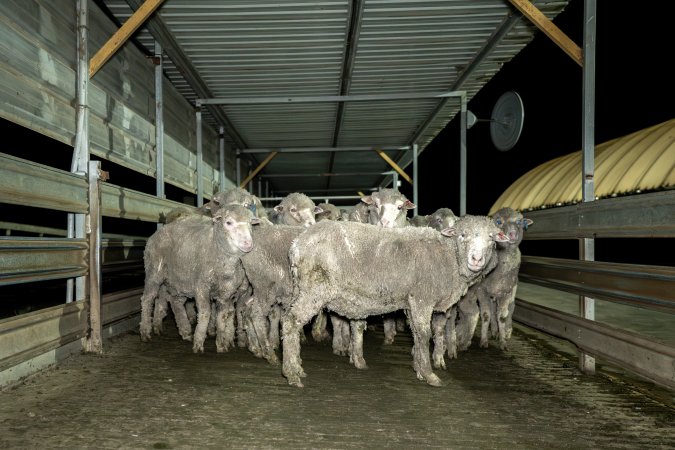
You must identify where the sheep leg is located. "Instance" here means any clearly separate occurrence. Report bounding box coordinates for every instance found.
[168,296,192,341]
[348,320,368,369]
[406,299,442,387]
[479,296,494,348]
[383,316,397,345]
[489,297,499,339]
[192,290,211,353]
[281,291,322,387]
[235,294,249,348]
[444,307,458,360]
[311,310,331,342]
[505,285,518,340]
[151,285,170,335]
[456,296,480,352]
[139,279,160,342]
[248,298,279,365]
[207,302,217,337]
[396,316,407,332]
[267,304,281,350]
[185,301,197,326]
[214,300,236,353]
[330,314,349,356]
[431,313,447,370]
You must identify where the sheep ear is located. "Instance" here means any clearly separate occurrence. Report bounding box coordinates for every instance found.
[274,205,283,213]
[494,231,510,242]
[314,205,324,214]
[524,218,533,229]
[361,195,373,205]
[404,200,416,210]
[251,217,261,226]
[212,213,223,223]
[440,227,455,237]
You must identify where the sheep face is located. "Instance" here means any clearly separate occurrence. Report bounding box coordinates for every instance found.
[213,204,259,253]
[274,193,320,227]
[452,215,509,276]
[492,207,533,245]
[363,188,415,228]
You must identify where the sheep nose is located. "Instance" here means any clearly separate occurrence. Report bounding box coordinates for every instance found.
[471,254,483,264]
[380,219,391,228]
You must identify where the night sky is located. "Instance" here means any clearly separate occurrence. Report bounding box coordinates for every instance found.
[403,0,675,217]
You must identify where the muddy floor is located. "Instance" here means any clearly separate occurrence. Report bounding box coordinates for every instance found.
[1,321,673,449]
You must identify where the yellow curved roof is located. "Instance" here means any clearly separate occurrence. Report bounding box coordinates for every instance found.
[489,118,675,215]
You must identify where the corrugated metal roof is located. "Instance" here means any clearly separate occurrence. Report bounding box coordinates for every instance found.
[101,0,570,200]
[489,118,675,215]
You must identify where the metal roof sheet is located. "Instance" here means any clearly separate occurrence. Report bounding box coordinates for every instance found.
[101,0,570,202]
[489,118,675,214]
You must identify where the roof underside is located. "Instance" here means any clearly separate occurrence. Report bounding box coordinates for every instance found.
[102,0,570,202]
[490,118,675,215]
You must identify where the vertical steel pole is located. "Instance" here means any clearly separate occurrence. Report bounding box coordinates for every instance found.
[460,93,467,216]
[84,160,102,354]
[196,108,204,207]
[392,172,399,190]
[236,150,241,186]
[412,143,419,211]
[68,0,89,303]
[218,126,226,192]
[258,178,262,197]
[579,0,597,374]
[154,42,165,230]
[247,160,253,192]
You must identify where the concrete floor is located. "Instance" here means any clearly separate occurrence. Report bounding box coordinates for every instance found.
[1,318,673,449]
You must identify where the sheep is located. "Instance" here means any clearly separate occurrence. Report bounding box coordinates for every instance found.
[237,225,306,365]
[409,208,458,230]
[152,188,271,344]
[270,192,323,227]
[315,202,343,222]
[139,204,259,353]
[348,201,371,223]
[454,207,533,352]
[281,215,508,387]
[330,189,416,355]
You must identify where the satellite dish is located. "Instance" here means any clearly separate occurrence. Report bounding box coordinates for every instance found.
[467,91,525,151]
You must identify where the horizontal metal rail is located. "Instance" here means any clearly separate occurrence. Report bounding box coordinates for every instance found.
[513,299,675,390]
[0,153,88,214]
[519,256,675,313]
[197,91,465,106]
[101,182,195,223]
[522,189,675,239]
[0,221,147,241]
[0,288,142,379]
[0,237,88,285]
[240,146,409,154]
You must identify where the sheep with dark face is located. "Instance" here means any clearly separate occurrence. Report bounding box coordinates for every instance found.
[454,207,533,352]
[139,205,259,353]
[270,192,322,227]
[281,215,508,387]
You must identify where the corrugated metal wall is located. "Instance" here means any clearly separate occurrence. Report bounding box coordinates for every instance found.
[0,0,235,197]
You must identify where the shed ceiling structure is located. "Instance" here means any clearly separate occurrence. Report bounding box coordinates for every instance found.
[489,118,675,215]
[99,0,571,200]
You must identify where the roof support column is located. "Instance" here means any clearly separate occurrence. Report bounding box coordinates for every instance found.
[459,94,468,216]
[67,0,89,304]
[154,42,165,223]
[579,0,597,374]
[196,108,203,207]
[412,144,419,211]
[218,126,226,192]
[236,150,241,186]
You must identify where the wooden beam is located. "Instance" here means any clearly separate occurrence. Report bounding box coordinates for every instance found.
[508,0,583,67]
[239,152,279,188]
[374,149,413,185]
[89,0,166,78]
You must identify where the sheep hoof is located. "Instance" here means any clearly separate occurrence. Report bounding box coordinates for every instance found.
[480,340,489,349]
[433,357,446,370]
[383,337,395,345]
[351,356,367,370]
[265,353,280,366]
[425,373,444,387]
[287,377,304,388]
[192,344,204,353]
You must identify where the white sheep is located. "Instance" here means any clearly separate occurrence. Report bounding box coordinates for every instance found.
[270,192,323,227]
[454,207,533,352]
[281,215,508,387]
[139,205,259,353]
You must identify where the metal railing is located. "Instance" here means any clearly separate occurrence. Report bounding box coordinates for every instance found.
[515,189,675,389]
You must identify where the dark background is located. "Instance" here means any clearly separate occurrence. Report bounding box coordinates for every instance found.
[401,0,674,217]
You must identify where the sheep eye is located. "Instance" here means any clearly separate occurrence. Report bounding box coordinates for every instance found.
[397,205,403,210]
[290,207,297,213]
[225,220,233,226]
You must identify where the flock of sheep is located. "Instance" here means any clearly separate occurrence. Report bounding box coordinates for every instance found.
[139,187,533,387]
